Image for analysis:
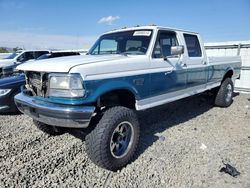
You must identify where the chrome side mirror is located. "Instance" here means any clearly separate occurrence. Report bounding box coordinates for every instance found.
[171,45,184,56]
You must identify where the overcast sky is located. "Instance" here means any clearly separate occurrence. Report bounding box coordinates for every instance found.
[0,0,249,50]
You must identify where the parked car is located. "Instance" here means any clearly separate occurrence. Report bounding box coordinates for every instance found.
[0,50,49,68]
[0,51,81,112]
[0,51,81,78]
[0,74,25,113]
[0,50,49,78]
[14,26,241,170]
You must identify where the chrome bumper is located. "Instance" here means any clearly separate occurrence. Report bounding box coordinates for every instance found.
[14,93,95,128]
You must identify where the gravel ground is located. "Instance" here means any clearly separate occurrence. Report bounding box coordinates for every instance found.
[0,93,250,188]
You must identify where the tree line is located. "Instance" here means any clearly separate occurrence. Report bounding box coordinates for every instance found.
[0,47,23,53]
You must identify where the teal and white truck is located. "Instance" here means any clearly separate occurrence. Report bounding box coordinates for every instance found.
[14,26,241,170]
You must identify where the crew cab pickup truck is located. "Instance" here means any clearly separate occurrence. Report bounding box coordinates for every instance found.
[14,26,241,171]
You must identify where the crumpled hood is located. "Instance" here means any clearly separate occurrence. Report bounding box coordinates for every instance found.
[0,59,15,68]
[16,55,128,73]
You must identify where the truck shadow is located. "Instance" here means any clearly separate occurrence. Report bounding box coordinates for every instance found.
[135,93,215,157]
[68,92,238,164]
[135,92,239,159]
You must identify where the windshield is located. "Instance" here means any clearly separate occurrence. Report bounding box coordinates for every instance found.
[88,30,153,55]
[4,52,21,59]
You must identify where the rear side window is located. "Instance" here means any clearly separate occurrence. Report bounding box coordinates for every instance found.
[183,34,202,57]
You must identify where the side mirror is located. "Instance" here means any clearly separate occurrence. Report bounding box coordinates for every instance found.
[164,45,184,61]
[171,45,184,56]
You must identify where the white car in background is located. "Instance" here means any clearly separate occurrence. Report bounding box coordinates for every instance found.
[0,50,49,69]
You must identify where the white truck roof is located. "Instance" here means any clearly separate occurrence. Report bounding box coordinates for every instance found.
[104,25,199,35]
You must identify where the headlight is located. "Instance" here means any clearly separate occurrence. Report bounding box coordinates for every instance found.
[48,74,85,98]
[0,89,11,97]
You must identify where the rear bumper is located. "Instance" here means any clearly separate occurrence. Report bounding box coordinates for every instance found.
[14,93,95,128]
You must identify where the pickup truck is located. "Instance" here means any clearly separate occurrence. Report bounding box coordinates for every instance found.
[14,26,241,171]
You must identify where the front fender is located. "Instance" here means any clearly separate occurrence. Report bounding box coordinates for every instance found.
[83,79,140,104]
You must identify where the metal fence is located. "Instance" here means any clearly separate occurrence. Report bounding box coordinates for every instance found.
[205,41,250,93]
[1,44,250,92]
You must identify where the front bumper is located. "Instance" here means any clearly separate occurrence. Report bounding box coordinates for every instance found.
[14,93,95,128]
[0,96,11,112]
[0,105,11,112]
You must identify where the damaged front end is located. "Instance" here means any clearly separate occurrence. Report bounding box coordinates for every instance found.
[25,71,48,97]
[14,71,95,128]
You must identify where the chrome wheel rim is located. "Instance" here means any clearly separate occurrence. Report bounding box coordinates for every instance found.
[110,121,134,159]
[225,84,233,102]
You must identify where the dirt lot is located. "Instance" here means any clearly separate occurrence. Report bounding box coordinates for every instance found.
[0,93,250,188]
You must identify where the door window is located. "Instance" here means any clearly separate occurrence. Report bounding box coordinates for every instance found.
[183,34,202,57]
[24,52,36,61]
[17,54,25,62]
[153,32,178,58]
[34,51,49,59]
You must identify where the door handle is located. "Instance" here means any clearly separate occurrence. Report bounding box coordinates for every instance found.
[181,63,187,67]
[164,71,171,75]
[164,70,173,75]
[203,61,207,65]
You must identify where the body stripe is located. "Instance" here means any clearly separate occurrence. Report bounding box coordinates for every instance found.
[84,60,241,81]
[136,82,221,110]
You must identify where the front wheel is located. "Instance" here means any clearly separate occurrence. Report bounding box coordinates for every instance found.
[214,78,234,107]
[85,106,140,171]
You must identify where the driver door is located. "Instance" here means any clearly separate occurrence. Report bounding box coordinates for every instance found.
[150,30,186,97]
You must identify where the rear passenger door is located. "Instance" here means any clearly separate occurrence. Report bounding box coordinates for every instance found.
[183,34,207,89]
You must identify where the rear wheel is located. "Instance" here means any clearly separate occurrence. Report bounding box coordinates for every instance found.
[33,120,64,136]
[86,106,140,171]
[214,78,234,107]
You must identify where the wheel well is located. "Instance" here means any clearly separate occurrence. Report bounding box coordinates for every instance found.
[98,89,136,109]
[222,70,233,82]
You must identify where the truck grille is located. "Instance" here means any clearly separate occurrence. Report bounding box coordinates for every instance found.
[26,72,48,97]
[29,72,42,88]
